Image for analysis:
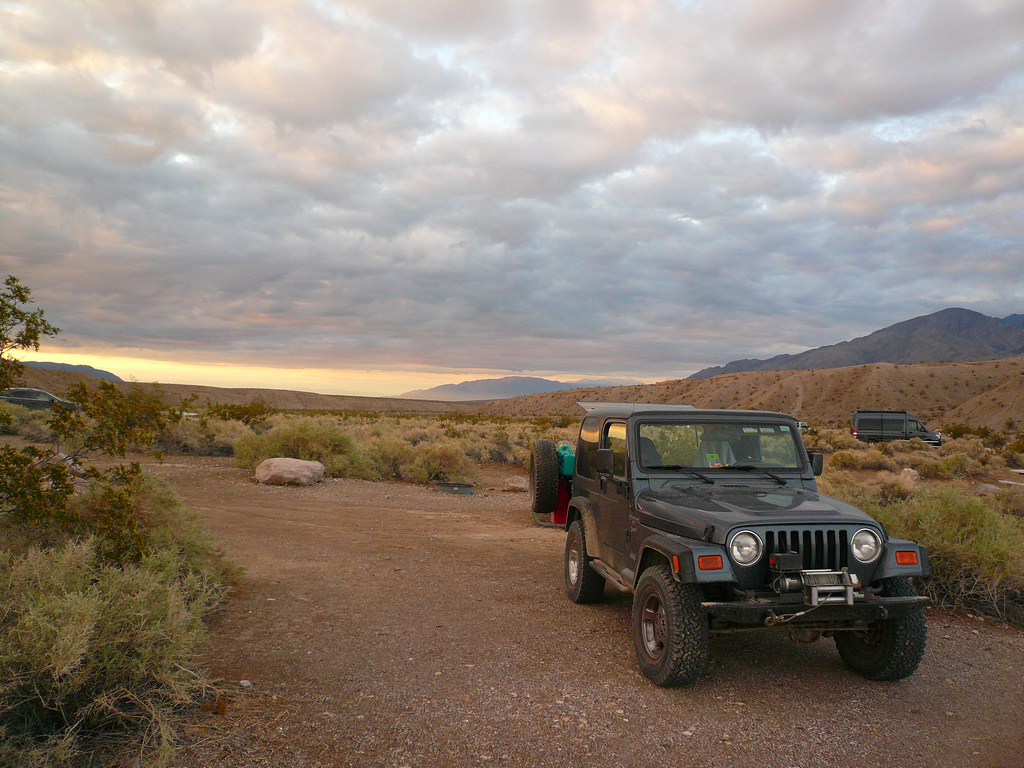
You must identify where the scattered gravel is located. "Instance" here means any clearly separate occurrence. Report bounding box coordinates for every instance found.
[152,457,1024,768]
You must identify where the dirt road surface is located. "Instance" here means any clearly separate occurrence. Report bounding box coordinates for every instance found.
[160,458,1024,768]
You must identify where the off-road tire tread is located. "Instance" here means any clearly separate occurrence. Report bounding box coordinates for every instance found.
[632,565,708,687]
[565,520,605,603]
[530,440,560,516]
[834,576,927,681]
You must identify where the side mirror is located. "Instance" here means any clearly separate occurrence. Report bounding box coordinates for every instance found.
[596,448,615,474]
[808,451,824,476]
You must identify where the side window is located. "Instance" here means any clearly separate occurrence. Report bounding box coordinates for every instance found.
[575,417,600,479]
[604,422,627,477]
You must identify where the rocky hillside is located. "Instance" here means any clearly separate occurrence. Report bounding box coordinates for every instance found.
[17,356,1024,429]
[474,357,1024,430]
[691,308,1024,378]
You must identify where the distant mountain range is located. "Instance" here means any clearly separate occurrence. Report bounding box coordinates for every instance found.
[689,308,1024,379]
[24,361,123,382]
[401,375,644,401]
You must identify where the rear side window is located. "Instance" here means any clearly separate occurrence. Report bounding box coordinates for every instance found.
[605,422,627,476]
[575,417,600,479]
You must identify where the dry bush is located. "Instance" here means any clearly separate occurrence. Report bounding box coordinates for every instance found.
[858,450,900,473]
[994,486,1024,519]
[233,413,576,484]
[820,471,1024,624]
[827,449,898,473]
[156,418,251,457]
[803,429,861,454]
[234,417,373,479]
[0,479,229,767]
[912,453,986,480]
[0,401,53,442]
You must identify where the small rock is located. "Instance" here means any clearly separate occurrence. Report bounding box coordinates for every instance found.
[899,468,921,487]
[239,679,252,688]
[503,477,529,493]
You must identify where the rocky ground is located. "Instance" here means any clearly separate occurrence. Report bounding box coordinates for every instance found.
[161,457,1024,768]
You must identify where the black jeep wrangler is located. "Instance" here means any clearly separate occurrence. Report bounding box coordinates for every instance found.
[529,403,930,686]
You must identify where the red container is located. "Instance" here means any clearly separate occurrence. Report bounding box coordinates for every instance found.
[553,479,570,526]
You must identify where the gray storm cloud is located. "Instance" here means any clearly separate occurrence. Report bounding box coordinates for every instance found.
[1,0,1022,381]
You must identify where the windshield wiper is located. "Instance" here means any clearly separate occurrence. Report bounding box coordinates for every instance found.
[645,465,715,484]
[728,464,787,486]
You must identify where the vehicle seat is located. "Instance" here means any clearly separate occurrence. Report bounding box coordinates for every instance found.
[638,436,663,466]
[694,439,736,468]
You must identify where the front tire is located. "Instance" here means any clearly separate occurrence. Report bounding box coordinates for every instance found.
[632,566,708,686]
[565,520,605,603]
[834,576,927,681]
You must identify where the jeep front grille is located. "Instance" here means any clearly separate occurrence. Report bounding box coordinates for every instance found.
[765,529,849,571]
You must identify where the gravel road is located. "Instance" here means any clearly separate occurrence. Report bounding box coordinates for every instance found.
[158,458,1024,768]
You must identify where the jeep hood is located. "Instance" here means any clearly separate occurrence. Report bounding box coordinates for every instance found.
[636,483,877,542]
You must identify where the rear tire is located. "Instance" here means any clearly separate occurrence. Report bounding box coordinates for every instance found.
[834,576,927,681]
[565,520,605,603]
[529,440,559,516]
[632,566,708,686]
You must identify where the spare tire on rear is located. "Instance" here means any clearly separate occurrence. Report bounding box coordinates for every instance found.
[529,439,560,516]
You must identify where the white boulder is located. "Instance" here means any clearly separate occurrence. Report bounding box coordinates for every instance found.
[503,477,529,493]
[255,458,325,486]
[899,468,921,487]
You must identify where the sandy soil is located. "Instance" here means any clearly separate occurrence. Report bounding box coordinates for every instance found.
[157,457,1024,768]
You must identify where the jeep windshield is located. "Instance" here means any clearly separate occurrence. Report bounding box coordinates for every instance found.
[637,420,804,471]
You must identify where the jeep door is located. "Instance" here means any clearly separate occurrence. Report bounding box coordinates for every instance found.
[594,420,631,565]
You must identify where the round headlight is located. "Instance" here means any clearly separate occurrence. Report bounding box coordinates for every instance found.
[851,528,882,563]
[729,531,763,566]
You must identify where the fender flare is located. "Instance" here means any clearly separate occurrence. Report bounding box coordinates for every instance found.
[565,497,600,556]
[634,533,737,586]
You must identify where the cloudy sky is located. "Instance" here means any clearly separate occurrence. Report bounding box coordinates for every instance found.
[2,0,1022,396]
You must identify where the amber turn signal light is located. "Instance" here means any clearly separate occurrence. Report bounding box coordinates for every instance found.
[895,551,919,565]
[698,555,723,570]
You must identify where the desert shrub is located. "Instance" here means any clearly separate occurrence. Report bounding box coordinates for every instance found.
[803,429,860,454]
[939,438,990,461]
[407,441,476,484]
[0,537,225,767]
[231,412,576,484]
[204,398,275,429]
[858,450,899,473]
[0,277,230,765]
[0,401,55,441]
[366,436,414,480]
[234,417,373,478]
[993,486,1024,519]
[819,473,1024,623]
[156,417,250,457]
[913,453,986,480]
[1001,433,1024,469]
[827,450,897,472]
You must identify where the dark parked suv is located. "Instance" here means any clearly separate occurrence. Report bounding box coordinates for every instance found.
[530,403,930,686]
[0,387,75,411]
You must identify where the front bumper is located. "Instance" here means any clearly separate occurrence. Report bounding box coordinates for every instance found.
[702,594,930,632]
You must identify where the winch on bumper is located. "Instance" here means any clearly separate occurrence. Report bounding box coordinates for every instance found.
[701,565,931,631]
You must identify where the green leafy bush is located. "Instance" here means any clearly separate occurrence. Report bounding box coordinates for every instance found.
[820,472,1024,623]
[234,416,373,478]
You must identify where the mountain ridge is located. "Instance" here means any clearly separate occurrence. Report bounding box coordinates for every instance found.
[400,375,644,401]
[690,308,1024,378]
